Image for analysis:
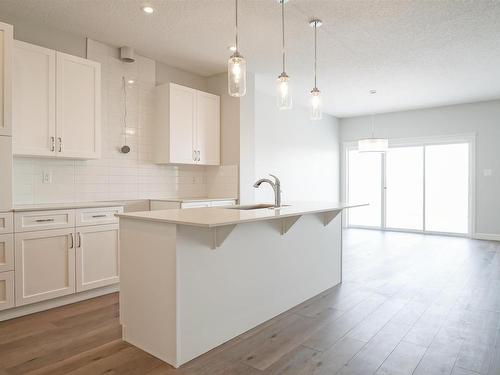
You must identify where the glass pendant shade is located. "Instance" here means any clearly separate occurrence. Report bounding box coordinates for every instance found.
[358,138,388,153]
[277,73,292,110]
[228,52,246,97]
[310,88,322,120]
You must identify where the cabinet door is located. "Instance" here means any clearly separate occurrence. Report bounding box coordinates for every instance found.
[169,83,196,164]
[76,224,119,292]
[196,91,220,165]
[15,228,75,306]
[0,22,12,136]
[13,41,56,156]
[0,271,14,311]
[56,52,101,159]
[0,137,11,211]
[0,233,14,273]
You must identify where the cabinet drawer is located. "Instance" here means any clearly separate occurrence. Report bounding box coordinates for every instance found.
[0,212,13,234]
[0,234,14,273]
[181,201,211,209]
[210,200,236,207]
[76,206,123,227]
[15,210,75,232]
[0,271,15,311]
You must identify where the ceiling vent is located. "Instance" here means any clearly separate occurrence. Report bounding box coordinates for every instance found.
[120,46,135,63]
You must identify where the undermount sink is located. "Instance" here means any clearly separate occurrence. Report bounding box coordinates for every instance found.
[224,204,291,210]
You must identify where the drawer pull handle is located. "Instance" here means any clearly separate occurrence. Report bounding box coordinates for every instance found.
[92,214,107,218]
[35,218,55,223]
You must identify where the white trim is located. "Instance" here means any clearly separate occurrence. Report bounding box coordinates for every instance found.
[0,284,119,321]
[473,233,500,242]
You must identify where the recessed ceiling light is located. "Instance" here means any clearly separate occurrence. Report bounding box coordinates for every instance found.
[228,45,237,52]
[142,6,154,14]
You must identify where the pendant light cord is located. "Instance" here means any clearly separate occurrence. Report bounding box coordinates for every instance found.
[314,21,317,88]
[122,77,127,146]
[235,0,239,51]
[281,0,286,73]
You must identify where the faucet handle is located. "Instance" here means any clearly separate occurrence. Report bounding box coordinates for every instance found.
[269,174,280,185]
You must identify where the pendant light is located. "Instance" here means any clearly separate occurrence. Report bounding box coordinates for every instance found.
[309,19,322,120]
[358,90,388,152]
[228,0,246,97]
[277,0,292,109]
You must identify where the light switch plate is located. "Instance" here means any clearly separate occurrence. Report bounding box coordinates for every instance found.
[483,169,493,177]
[42,171,52,184]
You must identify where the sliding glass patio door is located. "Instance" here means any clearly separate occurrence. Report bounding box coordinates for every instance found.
[345,139,471,236]
[385,146,424,231]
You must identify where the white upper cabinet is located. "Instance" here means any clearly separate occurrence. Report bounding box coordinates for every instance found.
[0,22,12,136]
[169,84,197,164]
[56,52,101,159]
[154,83,220,165]
[12,41,101,159]
[196,91,220,165]
[13,41,56,156]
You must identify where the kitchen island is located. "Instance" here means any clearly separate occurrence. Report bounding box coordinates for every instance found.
[117,202,361,367]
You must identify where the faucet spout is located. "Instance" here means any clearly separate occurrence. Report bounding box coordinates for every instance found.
[253,174,282,208]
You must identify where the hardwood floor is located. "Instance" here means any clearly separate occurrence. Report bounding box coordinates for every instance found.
[1,229,500,374]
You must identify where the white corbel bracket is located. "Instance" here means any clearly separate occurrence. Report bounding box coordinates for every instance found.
[323,210,340,226]
[211,224,237,249]
[281,216,301,235]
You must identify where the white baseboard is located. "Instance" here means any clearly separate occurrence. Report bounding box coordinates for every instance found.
[0,284,119,322]
[473,233,500,242]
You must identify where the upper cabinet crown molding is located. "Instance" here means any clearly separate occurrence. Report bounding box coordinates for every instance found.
[12,41,101,159]
[0,22,13,137]
[154,83,220,166]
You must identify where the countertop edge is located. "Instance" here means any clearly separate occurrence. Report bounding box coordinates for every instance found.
[117,204,366,228]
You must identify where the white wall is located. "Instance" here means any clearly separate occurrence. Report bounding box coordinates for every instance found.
[340,99,500,237]
[254,82,340,204]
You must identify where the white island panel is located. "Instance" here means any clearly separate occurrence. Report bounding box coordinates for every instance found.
[119,209,342,367]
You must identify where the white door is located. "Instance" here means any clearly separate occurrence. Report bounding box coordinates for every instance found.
[0,271,14,311]
[15,228,76,306]
[13,41,56,156]
[385,146,424,231]
[346,149,383,228]
[56,52,101,159]
[76,224,119,292]
[0,136,12,211]
[196,91,220,165]
[0,22,12,136]
[425,143,469,234]
[169,83,196,164]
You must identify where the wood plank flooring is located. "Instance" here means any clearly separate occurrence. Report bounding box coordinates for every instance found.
[1,229,500,374]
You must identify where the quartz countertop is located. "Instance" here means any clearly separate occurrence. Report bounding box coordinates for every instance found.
[12,197,236,212]
[116,202,365,228]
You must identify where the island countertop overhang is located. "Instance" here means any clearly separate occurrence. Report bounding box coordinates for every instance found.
[116,202,365,228]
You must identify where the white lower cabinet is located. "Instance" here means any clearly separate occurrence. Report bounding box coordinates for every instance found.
[0,271,14,311]
[76,224,119,292]
[0,233,14,272]
[15,228,76,306]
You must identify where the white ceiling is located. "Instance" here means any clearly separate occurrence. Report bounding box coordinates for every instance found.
[1,0,500,117]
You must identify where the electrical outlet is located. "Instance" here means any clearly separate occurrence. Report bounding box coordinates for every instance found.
[483,169,493,177]
[42,171,52,184]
